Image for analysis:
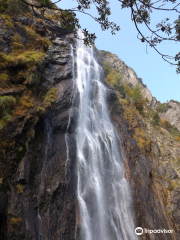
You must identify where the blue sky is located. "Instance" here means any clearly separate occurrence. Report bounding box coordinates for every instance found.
[56,0,180,103]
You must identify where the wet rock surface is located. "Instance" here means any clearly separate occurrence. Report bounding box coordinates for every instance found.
[44,38,73,83]
[0,20,77,238]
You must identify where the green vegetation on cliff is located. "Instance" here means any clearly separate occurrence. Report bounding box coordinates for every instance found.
[97,49,180,163]
[0,0,29,15]
[125,83,145,114]
[0,9,58,131]
[105,70,125,98]
[0,96,16,130]
[156,103,172,113]
[152,112,160,126]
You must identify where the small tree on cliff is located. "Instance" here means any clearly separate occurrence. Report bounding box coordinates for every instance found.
[124,84,144,113]
[133,84,142,103]
[152,113,160,126]
[132,84,144,114]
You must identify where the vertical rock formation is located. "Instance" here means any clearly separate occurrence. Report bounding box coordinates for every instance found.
[0,14,77,237]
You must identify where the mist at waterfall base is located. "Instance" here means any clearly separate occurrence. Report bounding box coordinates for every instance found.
[74,30,138,240]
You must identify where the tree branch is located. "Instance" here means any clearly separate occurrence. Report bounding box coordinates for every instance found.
[130,0,177,65]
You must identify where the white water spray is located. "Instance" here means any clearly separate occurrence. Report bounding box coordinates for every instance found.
[75,30,138,240]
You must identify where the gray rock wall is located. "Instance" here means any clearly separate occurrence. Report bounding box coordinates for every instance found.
[99,51,158,107]
[159,102,180,132]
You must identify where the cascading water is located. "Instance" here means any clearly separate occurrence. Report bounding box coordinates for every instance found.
[75,30,138,240]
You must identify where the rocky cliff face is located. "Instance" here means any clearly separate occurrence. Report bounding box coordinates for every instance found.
[94,50,158,108]
[1,7,180,240]
[0,11,78,239]
[96,50,180,239]
[95,49,180,133]
[107,93,179,240]
[158,101,180,132]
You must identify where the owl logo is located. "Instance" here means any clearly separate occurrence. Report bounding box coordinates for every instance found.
[135,227,143,235]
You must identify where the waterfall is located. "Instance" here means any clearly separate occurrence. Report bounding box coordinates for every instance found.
[74,30,138,240]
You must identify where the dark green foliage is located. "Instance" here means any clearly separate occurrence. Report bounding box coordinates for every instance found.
[156,103,172,113]
[168,125,180,138]
[152,113,160,126]
[124,84,145,114]
[156,103,166,112]
[132,84,145,114]
[0,0,8,13]
[60,11,80,31]
[0,0,30,15]
[161,119,180,138]
[0,96,16,130]
[133,84,142,102]
[115,85,126,98]
[134,99,144,114]
[0,96,16,112]
[170,99,180,106]
[36,0,52,6]
[8,0,29,15]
